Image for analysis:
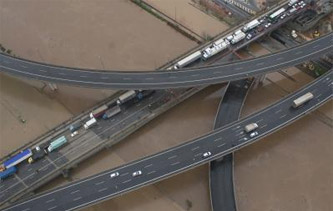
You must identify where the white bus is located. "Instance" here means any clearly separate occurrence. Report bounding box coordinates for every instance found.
[268,8,286,21]
[242,19,260,32]
[292,92,314,108]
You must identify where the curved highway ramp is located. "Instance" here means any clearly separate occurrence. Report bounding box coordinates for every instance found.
[0,33,332,89]
[3,70,332,211]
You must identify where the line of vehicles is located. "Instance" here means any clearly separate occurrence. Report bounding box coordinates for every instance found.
[0,90,155,181]
[108,91,315,181]
[171,0,306,70]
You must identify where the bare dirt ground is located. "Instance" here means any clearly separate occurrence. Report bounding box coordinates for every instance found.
[144,0,229,37]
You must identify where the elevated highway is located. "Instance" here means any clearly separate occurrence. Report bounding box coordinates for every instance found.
[0,33,332,89]
[4,70,332,211]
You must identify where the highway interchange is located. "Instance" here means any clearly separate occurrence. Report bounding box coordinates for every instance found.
[0,33,332,89]
[4,70,332,211]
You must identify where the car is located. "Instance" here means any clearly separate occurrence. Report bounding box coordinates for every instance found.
[202,151,212,158]
[250,131,259,138]
[246,34,252,40]
[256,26,264,32]
[71,131,79,137]
[110,172,119,178]
[264,23,271,28]
[259,18,265,23]
[132,170,142,177]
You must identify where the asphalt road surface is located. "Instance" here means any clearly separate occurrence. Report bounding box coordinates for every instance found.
[4,71,332,211]
[0,33,331,89]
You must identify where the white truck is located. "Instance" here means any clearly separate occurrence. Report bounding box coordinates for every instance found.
[84,118,97,129]
[244,123,258,133]
[173,51,201,69]
[242,19,260,32]
[288,0,298,6]
[292,92,314,108]
[231,30,246,44]
[117,90,137,105]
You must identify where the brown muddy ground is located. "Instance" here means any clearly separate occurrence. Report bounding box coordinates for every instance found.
[144,0,229,37]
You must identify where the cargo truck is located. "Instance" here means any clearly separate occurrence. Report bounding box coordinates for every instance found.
[244,123,258,133]
[84,118,97,129]
[48,136,67,153]
[292,92,314,108]
[117,90,137,105]
[0,166,17,181]
[102,106,121,120]
[90,105,108,118]
[173,51,201,69]
[242,19,260,32]
[3,149,32,169]
[231,31,246,44]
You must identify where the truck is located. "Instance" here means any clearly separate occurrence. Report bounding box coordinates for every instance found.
[90,105,108,118]
[28,146,47,164]
[242,19,260,32]
[48,136,67,153]
[292,92,314,108]
[69,122,82,133]
[0,166,17,181]
[3,149,32,169]
[102,105,121,120]
[288,0,298,6]
[268,8,286,22]
[231,31,246,44]
[84,117,97,129]
[244,123,258,133]
[173,51,201,69]
[117,90,137,105]
[136,90,155,101]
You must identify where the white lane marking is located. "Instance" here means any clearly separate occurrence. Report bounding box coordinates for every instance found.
[147,171,156,175]
[217,143,226,148]
[213,71,220,74]
[98,188,108,192]
[171,161,180,166]
[194,153,202,157]
[235,67,243,70]
[27,168,32,172]
[46,198,55,203]
[22,208,31,211]
[124,77,132,80]
[295,51,303,55]
[79,75,87,78]
[261,124,267,129]
[21,65,28,68]
[122,179,131,184]
[144,164,153,168]
[313,44,320,48]
[167,155,177,160]
[3,60,10,64]
[120,172,129,177]
[101,77,109,79]
[275,109,282,114]
[316,94,322,99]
[95,181,105,186]
[276,57,283,61]
[145,77,154,80]
[58,72,66,76]
[39,69,47,73]
[169,76,177,79]
[47,206,57,211]
[257,118,264,123]
[279,114,287,119]
[191,146,200,151]
[191,74,200,77]
[70,190,80,195]
[73,197,82,201]
[213,137,222,142]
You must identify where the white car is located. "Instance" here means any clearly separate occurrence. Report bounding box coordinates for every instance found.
[71,131,78,137]
[132,170,142,177]
[250,131,259,138]
[264,23,271,28]
[110,172,119,178]
[202,151,212,158]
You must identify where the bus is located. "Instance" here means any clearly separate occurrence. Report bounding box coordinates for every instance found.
[3,149,32,169]
[292,92,314,108]
[268,8,286,22]
[0,166,17,181]
[48,136,67,152]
